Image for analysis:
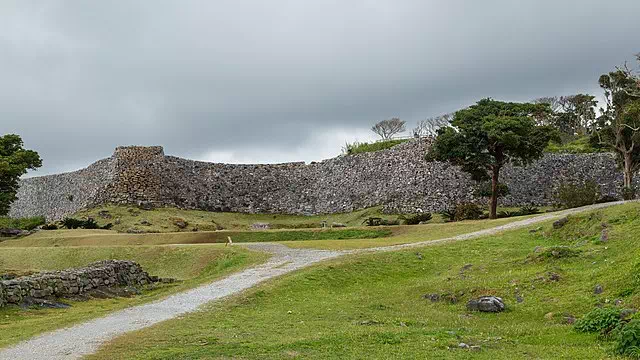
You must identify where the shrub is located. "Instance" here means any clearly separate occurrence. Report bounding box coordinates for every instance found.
[623,187,637,201]
[536,246,582,260]
[575,307,622,334]
[380,219,401,226]
[439,207,456,222]
[555,180,600,209]
[403,213,433,225]
[615,319,640,357]
[0,216,46,230]
[342,139,407,155]
[596,194,620,204]
[518,204,540,215]
[475,182,510,198]
[62,217,112,230]
[454,203,483,221]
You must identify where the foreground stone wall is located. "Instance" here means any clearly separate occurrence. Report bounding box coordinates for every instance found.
[0,260,154,307]
[8,140,634,220]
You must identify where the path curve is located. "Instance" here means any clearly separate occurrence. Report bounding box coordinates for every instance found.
[0,201,628,360]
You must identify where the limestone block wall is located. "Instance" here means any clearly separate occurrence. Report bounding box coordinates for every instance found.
[8,140,634,220]
[0,260,154,307]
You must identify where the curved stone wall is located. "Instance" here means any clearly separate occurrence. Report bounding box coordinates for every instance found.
[8,140,632,220]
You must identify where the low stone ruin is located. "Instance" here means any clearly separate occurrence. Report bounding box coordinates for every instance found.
[0,260,158,308]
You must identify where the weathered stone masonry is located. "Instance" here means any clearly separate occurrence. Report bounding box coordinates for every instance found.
[9,140,633,220]
[0,260,154,307]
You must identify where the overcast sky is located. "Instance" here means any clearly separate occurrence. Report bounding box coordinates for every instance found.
[2,1,640,175]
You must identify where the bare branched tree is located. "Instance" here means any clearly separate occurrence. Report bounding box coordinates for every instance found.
[412,113,453,137]
[371,117,406,140]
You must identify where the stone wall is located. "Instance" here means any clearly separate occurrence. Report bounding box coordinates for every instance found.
[0,260,154,307]
[8,140,634,220]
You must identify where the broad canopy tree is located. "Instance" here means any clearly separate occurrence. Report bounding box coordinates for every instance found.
[427,99,558,219]
[0,134,42,216]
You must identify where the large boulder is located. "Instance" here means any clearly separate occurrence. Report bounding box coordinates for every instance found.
[466,296,505,313]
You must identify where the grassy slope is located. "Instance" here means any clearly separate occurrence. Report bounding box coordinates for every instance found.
[72,204,542,233]
[0,216,531,250]
[74,205,403,232]
[0,245,268,348]
[0,228,394,248]
[89,203,640,359]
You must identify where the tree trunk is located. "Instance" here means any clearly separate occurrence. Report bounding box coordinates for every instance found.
[489,166,500,219]
[624,152,633,189]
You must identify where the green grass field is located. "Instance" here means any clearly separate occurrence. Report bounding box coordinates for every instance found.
[73,205,404,232]
[87,203,640,359]
[0,245,268,348]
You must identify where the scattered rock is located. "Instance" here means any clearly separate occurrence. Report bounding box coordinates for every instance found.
[564,314,577,324]
[97,210,112,219]
[331,222,347,228]
[114,218,121,225]
[544,312,555,320]
[553,217,569,229]
[469,345,481,352]
[138,202,154,210]
[21,297,70,309]
[422,293,440,302]
[140,220,152,226]
[0,228,29,237]
[172,218,188,229]
[458,343,469,349]
[533,246,543,253]
[126,228,146,234]
[415,252,423,260]
[614,299,624,306]
[529,226,542,233]
[594,284,604,294]
[547,272,561,282]
[251,222,270,230]
[466,296,505,313]
[516,295,524,303]
[620,309,637,320]
[600,228,609,242]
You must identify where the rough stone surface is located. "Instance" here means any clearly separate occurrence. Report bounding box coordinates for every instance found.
[466,296,506,313]
[0,260,155,307]
[9,140,632,220]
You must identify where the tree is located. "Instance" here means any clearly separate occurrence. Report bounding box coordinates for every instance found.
[593,57,640,193]
[412,113,453,138]
[534,94,597,136]
[557,94,598,136]
[371,118,406,140]
[0,134,42,215]
[427,99,558,219]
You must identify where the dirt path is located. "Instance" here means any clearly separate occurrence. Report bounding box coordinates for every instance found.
[0,201,626,360]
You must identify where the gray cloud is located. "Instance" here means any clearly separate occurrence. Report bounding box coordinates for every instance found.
[2,0,639,175]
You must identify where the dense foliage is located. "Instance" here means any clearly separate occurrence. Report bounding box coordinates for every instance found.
[342,139,407,155]
[0,216,45,230]
[554,180,600,209]
[0,134,42,216]
[427,99,558,218]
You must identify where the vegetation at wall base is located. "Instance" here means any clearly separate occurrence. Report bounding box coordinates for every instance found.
[342,139,408,155]
[0,216,45,231]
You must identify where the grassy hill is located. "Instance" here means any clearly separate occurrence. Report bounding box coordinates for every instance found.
[0,245,267,348]
[88,203,640,359]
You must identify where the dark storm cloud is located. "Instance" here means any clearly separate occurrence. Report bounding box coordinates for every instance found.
[2,0,640,174]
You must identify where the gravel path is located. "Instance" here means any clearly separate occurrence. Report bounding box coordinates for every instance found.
[0,201,627,360]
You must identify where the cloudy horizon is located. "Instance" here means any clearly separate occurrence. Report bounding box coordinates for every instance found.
[2,0,639,176]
